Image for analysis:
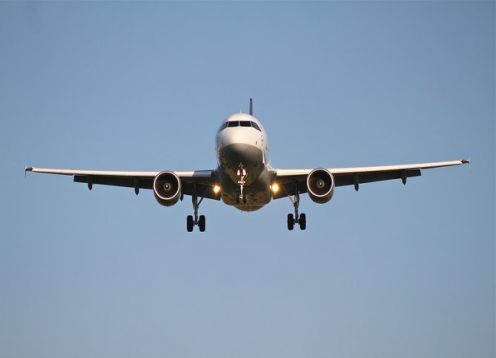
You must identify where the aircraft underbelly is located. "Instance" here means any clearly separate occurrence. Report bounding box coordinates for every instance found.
[221,180,272,211]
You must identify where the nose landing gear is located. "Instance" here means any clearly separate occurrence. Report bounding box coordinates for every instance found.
[236,165,248,204]
[287,191,306,230]
[187,192,205,232]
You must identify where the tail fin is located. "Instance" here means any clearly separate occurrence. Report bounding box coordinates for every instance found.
[249,98,253,115]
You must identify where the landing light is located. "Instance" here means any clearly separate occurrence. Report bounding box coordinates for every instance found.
[270,182,280,194]
[213,184,221,194]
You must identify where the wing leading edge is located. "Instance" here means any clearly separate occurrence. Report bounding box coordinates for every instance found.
[272,159,469,199]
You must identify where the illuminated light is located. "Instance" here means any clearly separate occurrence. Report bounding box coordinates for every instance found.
[271,182,280,194]
[213,184,221,194]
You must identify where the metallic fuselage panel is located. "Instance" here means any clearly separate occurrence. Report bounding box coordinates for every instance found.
[215,113,272,211]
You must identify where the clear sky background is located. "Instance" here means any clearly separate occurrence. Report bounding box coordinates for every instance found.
[0,2,494,358]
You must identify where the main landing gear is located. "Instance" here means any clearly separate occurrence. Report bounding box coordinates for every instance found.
[287,192,306,231]
[187,193,205,232]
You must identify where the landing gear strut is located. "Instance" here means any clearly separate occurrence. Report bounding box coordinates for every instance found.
[287,191,306,230]
[236,164,248,204]
[187,192,205,232]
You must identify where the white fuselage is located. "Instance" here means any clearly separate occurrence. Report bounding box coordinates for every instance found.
[215,113,272,211]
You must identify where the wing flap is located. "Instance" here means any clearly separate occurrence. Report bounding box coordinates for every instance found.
[334,169,421,187]
[74,175,153,189]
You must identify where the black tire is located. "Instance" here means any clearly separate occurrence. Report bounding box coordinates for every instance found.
[299,213,306,230]
[287,214,294,231]
[187,215,194,232]
[199,215,206,232]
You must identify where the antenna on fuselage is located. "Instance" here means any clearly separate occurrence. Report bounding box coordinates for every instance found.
[249,98,253,115]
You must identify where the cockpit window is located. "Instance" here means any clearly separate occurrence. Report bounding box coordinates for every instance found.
[219,120,262,131]
[251,122,261,131]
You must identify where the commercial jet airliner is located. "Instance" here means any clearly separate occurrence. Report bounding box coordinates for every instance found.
[26,99,469,232]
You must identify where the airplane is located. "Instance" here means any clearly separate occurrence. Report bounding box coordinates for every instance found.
[26,99,469,232]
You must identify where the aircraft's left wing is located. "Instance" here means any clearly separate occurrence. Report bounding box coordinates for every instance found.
[272,159,469,199]
[25,167,219,199]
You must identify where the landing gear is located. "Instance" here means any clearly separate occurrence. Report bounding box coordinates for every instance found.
[199,215,206,232]
[187,215,194,232]
[236,164,248,204]
[287,214,294,230]
[236,194,247,204]
[187,191,206,232]
[287,192,306,230]
[299,213,306,230]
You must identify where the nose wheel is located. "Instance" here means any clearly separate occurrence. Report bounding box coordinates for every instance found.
[287,192,306,230]
[236,164,248,204]
[187,192,205,232]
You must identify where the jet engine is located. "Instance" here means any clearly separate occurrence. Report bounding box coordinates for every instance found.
[153,171,181,206]
[306,169,335,204]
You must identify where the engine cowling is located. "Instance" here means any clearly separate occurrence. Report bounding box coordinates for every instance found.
[307,168,335,204]
[153,171,181,206]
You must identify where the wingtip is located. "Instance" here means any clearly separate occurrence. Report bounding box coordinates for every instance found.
[461,159,470,164]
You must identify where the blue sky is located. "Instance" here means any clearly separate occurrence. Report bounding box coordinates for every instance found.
[0,2,494,357]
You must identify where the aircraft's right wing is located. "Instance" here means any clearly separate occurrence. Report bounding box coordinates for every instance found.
[25,167,220,200]
[272,159,469,199]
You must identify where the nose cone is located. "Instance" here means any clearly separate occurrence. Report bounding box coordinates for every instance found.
[221,142,262,165]
[219,127,257,147]
[219,142,264,186]
[217,128,264,185]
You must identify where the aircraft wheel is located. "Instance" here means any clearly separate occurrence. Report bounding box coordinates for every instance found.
[187,215,194,232]
[199,215,206,232]
[299,213,306,230]
[287,214,294,231]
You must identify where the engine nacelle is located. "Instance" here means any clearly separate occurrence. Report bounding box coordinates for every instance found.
[307,168,335,204]
[153,171,181,207]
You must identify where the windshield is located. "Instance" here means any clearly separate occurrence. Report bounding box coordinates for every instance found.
[219,121,261,132]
